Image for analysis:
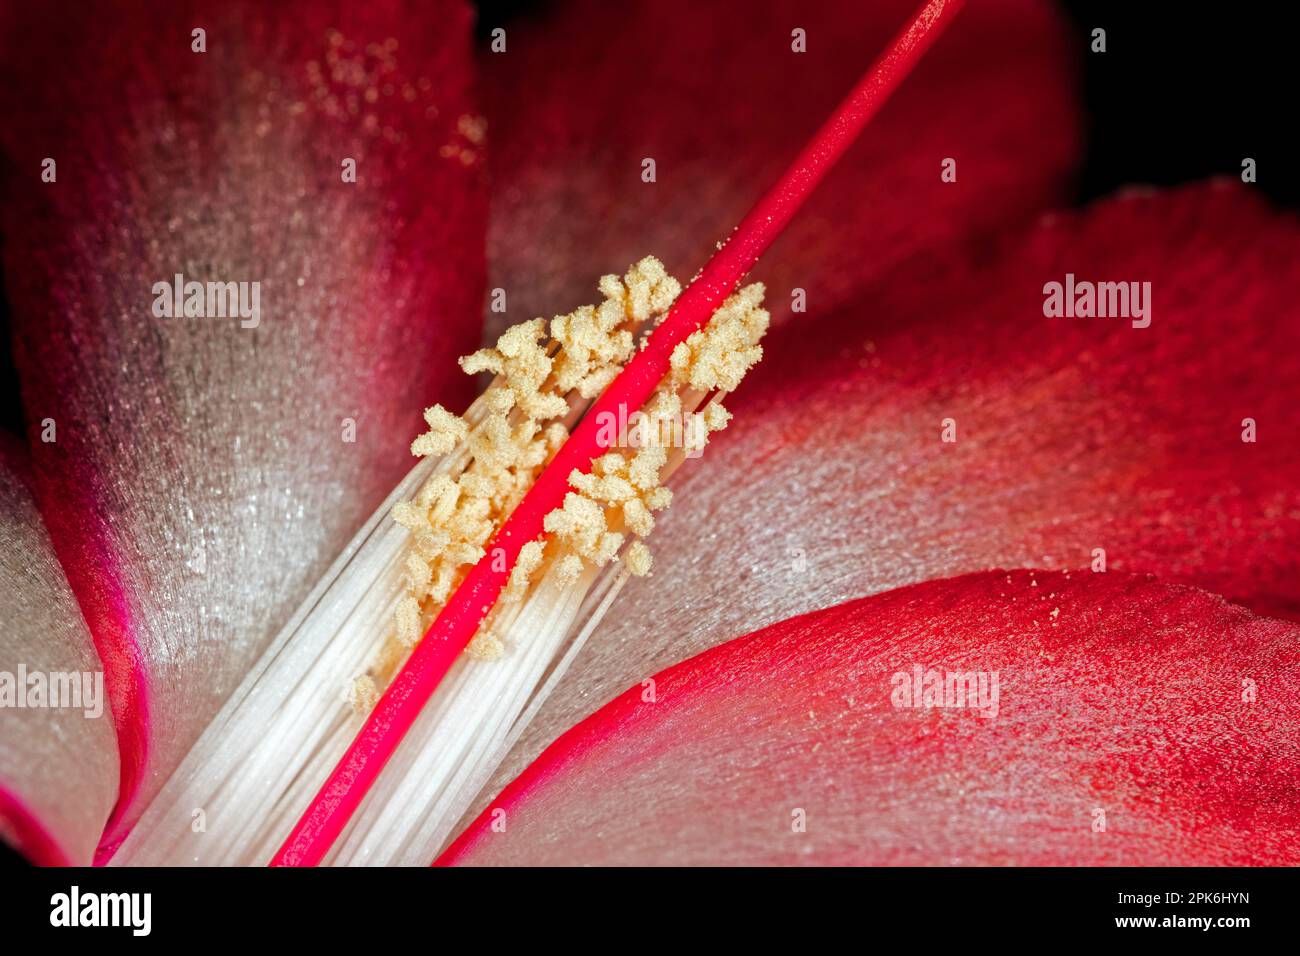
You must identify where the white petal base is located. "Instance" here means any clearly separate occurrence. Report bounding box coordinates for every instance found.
[111,443,626,866]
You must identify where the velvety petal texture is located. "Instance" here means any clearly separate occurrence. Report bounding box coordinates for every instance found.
[446,570,1300,865]
[0,440,119,865]
[0,0,486,848]
[480,0,1079,337]
[479,183,1300,818]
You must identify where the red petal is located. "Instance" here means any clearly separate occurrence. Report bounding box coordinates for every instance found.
[0,0,486,848]
[0,439,119,865]
[481,0,1079,335]
[445,570,1300,865]
[475,182,1300,824]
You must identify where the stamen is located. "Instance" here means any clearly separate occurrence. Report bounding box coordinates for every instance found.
[271,0,966,867]
[348,260,763,713]
[346,259,685,699]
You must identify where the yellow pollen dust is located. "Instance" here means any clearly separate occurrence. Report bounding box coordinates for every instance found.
[351,257,768,710]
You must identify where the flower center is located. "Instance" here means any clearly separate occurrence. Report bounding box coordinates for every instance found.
[351,256,767,708]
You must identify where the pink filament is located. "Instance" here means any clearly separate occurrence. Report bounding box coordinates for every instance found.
[271,0,966,867]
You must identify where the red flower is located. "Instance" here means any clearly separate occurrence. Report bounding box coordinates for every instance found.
[0,0,1294,866]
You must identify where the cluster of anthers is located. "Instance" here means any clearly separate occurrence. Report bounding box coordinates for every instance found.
[350,256,768,711]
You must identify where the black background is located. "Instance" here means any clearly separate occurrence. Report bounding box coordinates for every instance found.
[1,864,1289,942]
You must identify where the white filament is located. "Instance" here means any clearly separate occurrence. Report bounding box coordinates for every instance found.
[111,434,627,867]
[112,358,726,868]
